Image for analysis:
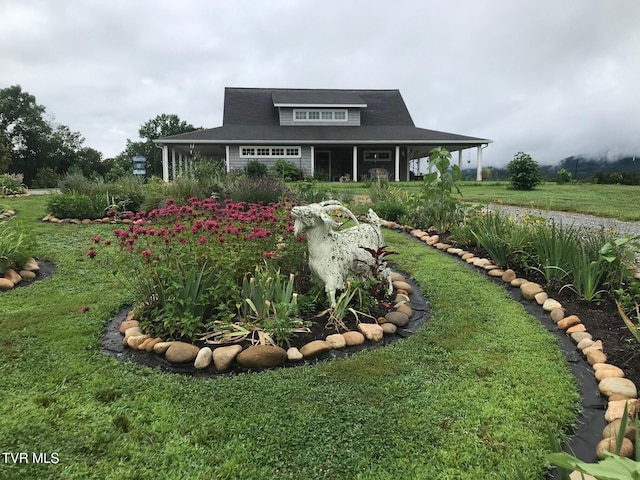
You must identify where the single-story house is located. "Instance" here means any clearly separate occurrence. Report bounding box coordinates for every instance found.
[154,87,492,182]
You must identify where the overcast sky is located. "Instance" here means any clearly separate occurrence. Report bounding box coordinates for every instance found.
[1,0,639,167]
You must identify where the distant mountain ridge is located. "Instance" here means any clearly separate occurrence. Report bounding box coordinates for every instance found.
[463,155,640,181]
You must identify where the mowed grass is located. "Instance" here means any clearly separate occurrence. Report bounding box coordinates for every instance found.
[317,181,640,221]
[0,196,579,479]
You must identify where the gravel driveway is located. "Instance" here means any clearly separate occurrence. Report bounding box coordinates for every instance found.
[486,204,640,238]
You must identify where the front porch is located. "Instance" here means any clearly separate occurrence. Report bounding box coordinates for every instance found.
[158,142,489,183]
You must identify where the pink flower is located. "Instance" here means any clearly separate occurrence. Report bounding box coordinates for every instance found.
[87,248,97,259]
[81,306,89,314]
[263,251,275,258]
[198,236,207,244]
[91,236,101,244]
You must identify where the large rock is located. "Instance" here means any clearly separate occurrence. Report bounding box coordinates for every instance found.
[595,364,625,381]
[596,436,634,460]
[550,308,565,323]
[501,269,516,283]
[381,323,397,335]
[153,341,174,355]
[18,270,37,280]
[0,278,14,290]
[603,418,636,440]
[165,342,200,364]
[392,280,412,295]
[286,347,304,362]
[119,319,140,334]
[395,302,412,318]
[520,282,544,300]
[605,399,640,422]
[384,311,410,327]
[4,268,22,284]
[557,315,581,330]
[237,345,287,368]
[194,347,213,369]
[326,334,346,349]
[213,345,243,372]
[542,298,563,312]
[342,331,365,346]
[599,377,638,399]
[358,323,384,342]
[299,340,332,358]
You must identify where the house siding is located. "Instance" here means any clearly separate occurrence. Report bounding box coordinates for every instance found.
[278,108,361,126]
[228,145,313,177]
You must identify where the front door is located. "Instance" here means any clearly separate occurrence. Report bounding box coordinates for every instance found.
[315,150,331,181]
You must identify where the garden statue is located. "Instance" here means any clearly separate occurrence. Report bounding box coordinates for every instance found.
[291,200,392,307]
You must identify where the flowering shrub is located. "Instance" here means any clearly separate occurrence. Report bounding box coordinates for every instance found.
[92,197,308,341]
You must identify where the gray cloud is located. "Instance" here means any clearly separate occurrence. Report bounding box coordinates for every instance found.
[1,0,639,166]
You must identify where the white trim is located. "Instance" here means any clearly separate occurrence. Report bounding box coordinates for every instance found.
[274,103,366,108]
[395,146,400,182]
[239,145,301,158]
[225,145,230,173]
[156,139,492,146]
[161,146,169,182]
[171,149,176,181]
[310,145,315,178]
[352,146,358,182]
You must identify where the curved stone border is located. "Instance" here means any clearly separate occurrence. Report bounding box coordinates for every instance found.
[41,215,133,225]
[0,208,16,220]
[380,219,637,463]
[102,270,429,376]
[0,258,42,291]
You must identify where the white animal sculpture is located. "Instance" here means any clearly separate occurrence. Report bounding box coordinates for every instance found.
[291,200,392,306]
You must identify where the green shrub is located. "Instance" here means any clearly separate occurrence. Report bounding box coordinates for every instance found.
[31,168,61,188]
[556,168,573,185]
[272,159,302,181]
[165,176,207,205]
[0,173,25,196]
[507,152,542,190]
[0,220,37,272]
[45,193,101,219]
[245,160,268,178]
[58,171,96,196]
[228,177,291,204]
[368,184,409,223]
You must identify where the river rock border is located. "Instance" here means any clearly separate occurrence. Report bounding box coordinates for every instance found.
[103,270,428,376]
[380,219,637,463]
[41,214,133,225]
[0,208,16,220]
[0,258,42,291]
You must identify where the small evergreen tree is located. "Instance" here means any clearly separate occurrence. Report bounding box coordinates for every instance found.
[507,152,542,190]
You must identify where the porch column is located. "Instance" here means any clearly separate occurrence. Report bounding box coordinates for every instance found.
[395,146,400,182]
[161,145,169,182]
[171,149,176,181]
[458,150,463,170]
[225,145,230,173]
[309,146,315,179]
[352,146,358,182]
[476,145,483,181]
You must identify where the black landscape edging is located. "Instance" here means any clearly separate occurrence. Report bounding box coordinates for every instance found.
[101,270,430,378]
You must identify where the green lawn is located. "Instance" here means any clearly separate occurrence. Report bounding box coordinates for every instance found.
[0,196,579,479]
[316,181,640,221]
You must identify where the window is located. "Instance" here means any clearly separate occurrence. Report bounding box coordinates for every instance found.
[292,109,348,122]
[239,146,301,158]
[364,150,392,161]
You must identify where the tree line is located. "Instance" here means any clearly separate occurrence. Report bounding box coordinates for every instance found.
[0,85,197,187]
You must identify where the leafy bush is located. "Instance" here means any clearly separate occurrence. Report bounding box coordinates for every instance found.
[32,168,60,188]
[556,168,573,185]
[0,220,37,272]
[507,152,542,190]
[245,160,268,178]
[58,171,96,196]
[45,193,102,219]
[228,176,291,204]
[412,147,463,231]
[0,173,26,196]
[368,184,409,223]
[272,159,302,181]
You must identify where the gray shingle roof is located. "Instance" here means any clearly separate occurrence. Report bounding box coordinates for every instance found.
[271,90,367,107]
[157,87,491,146]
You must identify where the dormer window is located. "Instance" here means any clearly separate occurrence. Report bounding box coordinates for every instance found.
[293,109,348,122]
